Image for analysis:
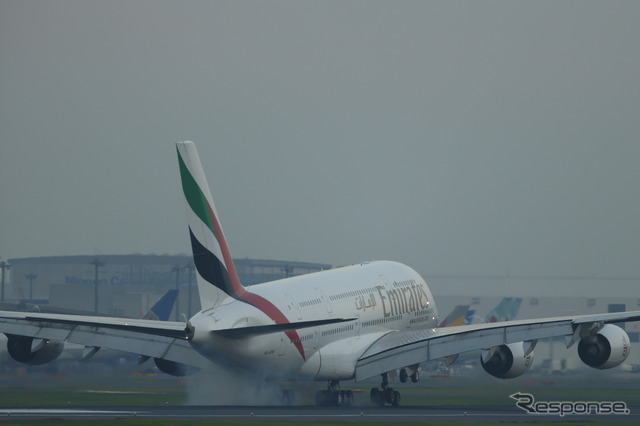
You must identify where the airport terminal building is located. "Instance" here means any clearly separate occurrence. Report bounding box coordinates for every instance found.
[4,255,331,319]
[2,256,639,371]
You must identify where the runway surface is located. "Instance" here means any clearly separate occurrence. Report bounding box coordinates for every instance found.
[1,404,639,423]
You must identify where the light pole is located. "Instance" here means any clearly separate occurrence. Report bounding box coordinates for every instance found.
[0,259,11,302]
[282,264,293,278]
[172,264,181,321]
[25,273,37,303]
[184,263,194,318]
[90,258,105,315]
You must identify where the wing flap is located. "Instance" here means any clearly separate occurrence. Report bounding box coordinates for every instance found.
[34,327,73,342]
[355,321,574,381]
[0,315,176,357]
[0,310,212,369]
[68,327,174,358]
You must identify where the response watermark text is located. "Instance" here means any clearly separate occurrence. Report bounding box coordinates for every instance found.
[510,392,630,417]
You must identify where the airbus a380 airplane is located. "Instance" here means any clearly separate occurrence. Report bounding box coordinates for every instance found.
[1,141,639,407]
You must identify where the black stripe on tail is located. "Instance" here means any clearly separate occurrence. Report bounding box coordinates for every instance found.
[189,228,235,296]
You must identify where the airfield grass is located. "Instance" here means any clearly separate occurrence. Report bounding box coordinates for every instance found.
[0,421,581,426]
[1,370,638,407]
[395,379,640,406]
[1,379,633,407]
[0,370,637,425]
[0,422,610,426]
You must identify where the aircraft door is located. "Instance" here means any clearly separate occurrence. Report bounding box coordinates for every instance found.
[278,334,287,356]
[314,287,332,314]
[285,294,302,320]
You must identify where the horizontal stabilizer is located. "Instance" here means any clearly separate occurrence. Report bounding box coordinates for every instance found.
[213,318,356,338]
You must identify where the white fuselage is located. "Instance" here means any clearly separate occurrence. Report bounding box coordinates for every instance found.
[187,261,439,381]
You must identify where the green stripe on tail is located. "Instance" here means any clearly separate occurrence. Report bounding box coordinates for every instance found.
[177,148,216,237]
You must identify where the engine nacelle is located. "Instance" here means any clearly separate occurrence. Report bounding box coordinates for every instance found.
[6,335,64,366]
[578,324,630,370]
[481,342,534,379]
[153,358,199,377]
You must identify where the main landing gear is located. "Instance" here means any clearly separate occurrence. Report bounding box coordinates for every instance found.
[370,373,401,407]
[313,373,403,407]
[315,380,354,406]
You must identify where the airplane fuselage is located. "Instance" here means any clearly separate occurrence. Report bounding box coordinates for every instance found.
[187,260,438,381]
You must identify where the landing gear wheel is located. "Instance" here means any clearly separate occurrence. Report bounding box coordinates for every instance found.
[346,390,354,407]
[317,381,352,407]
[391,390,401,407]
[399,368,408,383]
[338,390,353,407]
[370,387,384,406]
[370,373,402,407]
[383,386,396,404]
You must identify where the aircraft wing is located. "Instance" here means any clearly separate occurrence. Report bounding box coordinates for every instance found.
[0,310,212,370]
[355,310,640,381]
[0,310,355,369]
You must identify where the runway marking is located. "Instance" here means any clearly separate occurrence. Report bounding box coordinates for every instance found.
[0,409,142,416]
[1,407,638,424]
[0,409,521,419]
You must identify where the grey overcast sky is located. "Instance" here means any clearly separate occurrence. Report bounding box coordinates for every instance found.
[1,1,639,278]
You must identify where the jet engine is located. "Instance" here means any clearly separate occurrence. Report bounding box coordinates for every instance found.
[6,335,64,366]
[153,358,199,377]
[481,342,534,379]
[578,324,630,370]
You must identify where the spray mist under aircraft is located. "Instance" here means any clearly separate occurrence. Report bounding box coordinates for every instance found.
[1,141,639,407]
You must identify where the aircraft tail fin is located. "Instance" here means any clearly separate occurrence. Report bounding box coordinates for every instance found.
[465,309,476,325]
[143,289,179,321]
[176,141,246,309]
[438,305,470,327]
[485,297,523,323]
